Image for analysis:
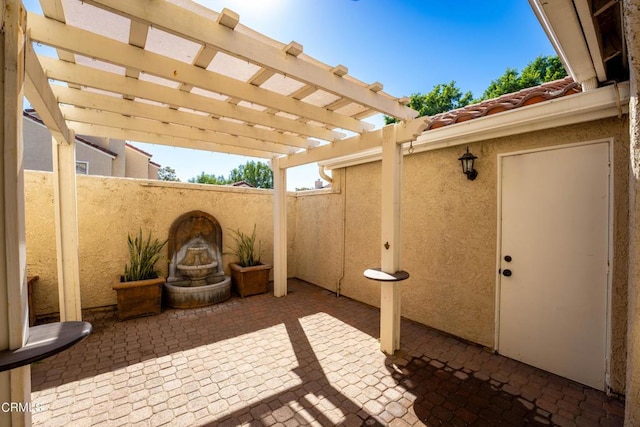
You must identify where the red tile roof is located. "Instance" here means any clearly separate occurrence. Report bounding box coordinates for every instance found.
[425,77,581,131]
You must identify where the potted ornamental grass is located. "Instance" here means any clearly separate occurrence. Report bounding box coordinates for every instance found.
[112,229,167,320]
[227,225,272,297]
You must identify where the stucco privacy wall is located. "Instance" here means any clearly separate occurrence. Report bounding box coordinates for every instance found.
[293,117,630,393]
[292,170,345,292]
[24,175,297,315]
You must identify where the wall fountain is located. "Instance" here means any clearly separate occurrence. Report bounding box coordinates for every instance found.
[164,210,231,308]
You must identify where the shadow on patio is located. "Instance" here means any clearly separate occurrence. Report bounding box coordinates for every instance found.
[31,279,624,426]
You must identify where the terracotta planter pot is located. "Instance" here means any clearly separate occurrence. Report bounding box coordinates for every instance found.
[112,277,165,320]
[229,263,272,297]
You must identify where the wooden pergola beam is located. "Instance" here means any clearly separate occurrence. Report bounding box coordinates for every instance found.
[28,12,369,133]
[82,0,417,121]
[38,56,342,142]
[60,107,296,155]
[53,86,311,150]
[24,43,70,143]
[67,122,278,159]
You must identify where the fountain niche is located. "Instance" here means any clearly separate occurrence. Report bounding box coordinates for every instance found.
[164,211,231,308]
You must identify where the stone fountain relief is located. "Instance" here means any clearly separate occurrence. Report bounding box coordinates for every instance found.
[164,210,231,308]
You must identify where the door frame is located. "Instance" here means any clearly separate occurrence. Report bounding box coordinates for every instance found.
[494,138,614,390]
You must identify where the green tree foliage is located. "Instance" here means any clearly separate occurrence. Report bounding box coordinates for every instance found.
[479,55,567,100]
[384,56,566,123]
[188,172,229,185]
[228,161,273,189]
[187,161,274,189]
[384,81,472,124]
[157,166,180,182]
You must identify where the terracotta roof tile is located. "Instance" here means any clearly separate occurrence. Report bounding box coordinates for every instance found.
[425,77,581,131]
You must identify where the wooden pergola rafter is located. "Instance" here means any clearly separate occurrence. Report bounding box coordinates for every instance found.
[21,0,429,358]
[27,0,418,156]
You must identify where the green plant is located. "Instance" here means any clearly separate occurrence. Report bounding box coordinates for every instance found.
[123,229,167,281]
[227,225,262,267]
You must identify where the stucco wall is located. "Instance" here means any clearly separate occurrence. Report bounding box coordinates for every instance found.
[292,170,345,292]
[294,117,629,393]
[25,175,296,315]
[124,147,150,179]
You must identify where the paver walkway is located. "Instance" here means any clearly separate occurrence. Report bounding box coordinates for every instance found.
[31,279,624,426]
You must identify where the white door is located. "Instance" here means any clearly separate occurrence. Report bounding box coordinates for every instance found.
[498,142,610,390]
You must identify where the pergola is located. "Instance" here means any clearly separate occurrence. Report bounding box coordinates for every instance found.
[2,0,429,409]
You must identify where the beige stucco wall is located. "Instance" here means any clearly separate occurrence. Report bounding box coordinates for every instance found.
[292,170,345,292]
[25,175,296,315]
[124,147,151,179]
[293,116,629,393]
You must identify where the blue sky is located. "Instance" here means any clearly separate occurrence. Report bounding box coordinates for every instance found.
[25,0,557,189]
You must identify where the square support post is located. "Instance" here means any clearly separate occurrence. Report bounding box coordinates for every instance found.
[0,2,31,425]
[380,125,402,354]
[625,0,640,424]
[272,157,287,297]
[52,131,82,321]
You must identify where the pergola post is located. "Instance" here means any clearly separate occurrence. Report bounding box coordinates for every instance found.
[272,157,287,297]
[625,0,640,424]
[52,131,82,321]
[380,125,402,354]
[0,1,31,425]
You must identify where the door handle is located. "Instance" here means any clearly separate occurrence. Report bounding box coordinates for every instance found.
[503,269,512,277]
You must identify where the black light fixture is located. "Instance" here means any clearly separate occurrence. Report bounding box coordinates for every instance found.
[458,147,478,181]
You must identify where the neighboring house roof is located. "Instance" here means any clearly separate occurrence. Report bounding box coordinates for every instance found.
[149,161,162,168]
[425,77,582,131]
[230,181,255,188]
[125,143,153,158]
[23,109,118,158]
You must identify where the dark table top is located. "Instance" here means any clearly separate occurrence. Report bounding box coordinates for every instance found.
[0,321,92,372]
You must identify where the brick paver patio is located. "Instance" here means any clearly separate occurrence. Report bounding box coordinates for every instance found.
[30,279,624,426]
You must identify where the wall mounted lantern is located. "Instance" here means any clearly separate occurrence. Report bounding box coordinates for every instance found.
[458,147,478,181]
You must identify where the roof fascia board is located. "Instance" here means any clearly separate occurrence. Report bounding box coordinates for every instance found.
[28,12,368,133]
[528,0,598,87]
[82,0,417,120]
[320,82,630,170]
[78,140,117,159]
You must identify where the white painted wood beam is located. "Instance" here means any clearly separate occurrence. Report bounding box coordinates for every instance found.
[24,43,70,143]
[60,107,295,155]
[271,157,288,297]
[81,0,417,120]
[279,128,383,169]
[38,55,341,142]
[39,0,79,89]
[379,125,402,354]
[124,20,149,86]
[67,122,276,159]
[28,13,368,133]
[53,86,310,149]
[1,3,30,424]
[51,132,82,322]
